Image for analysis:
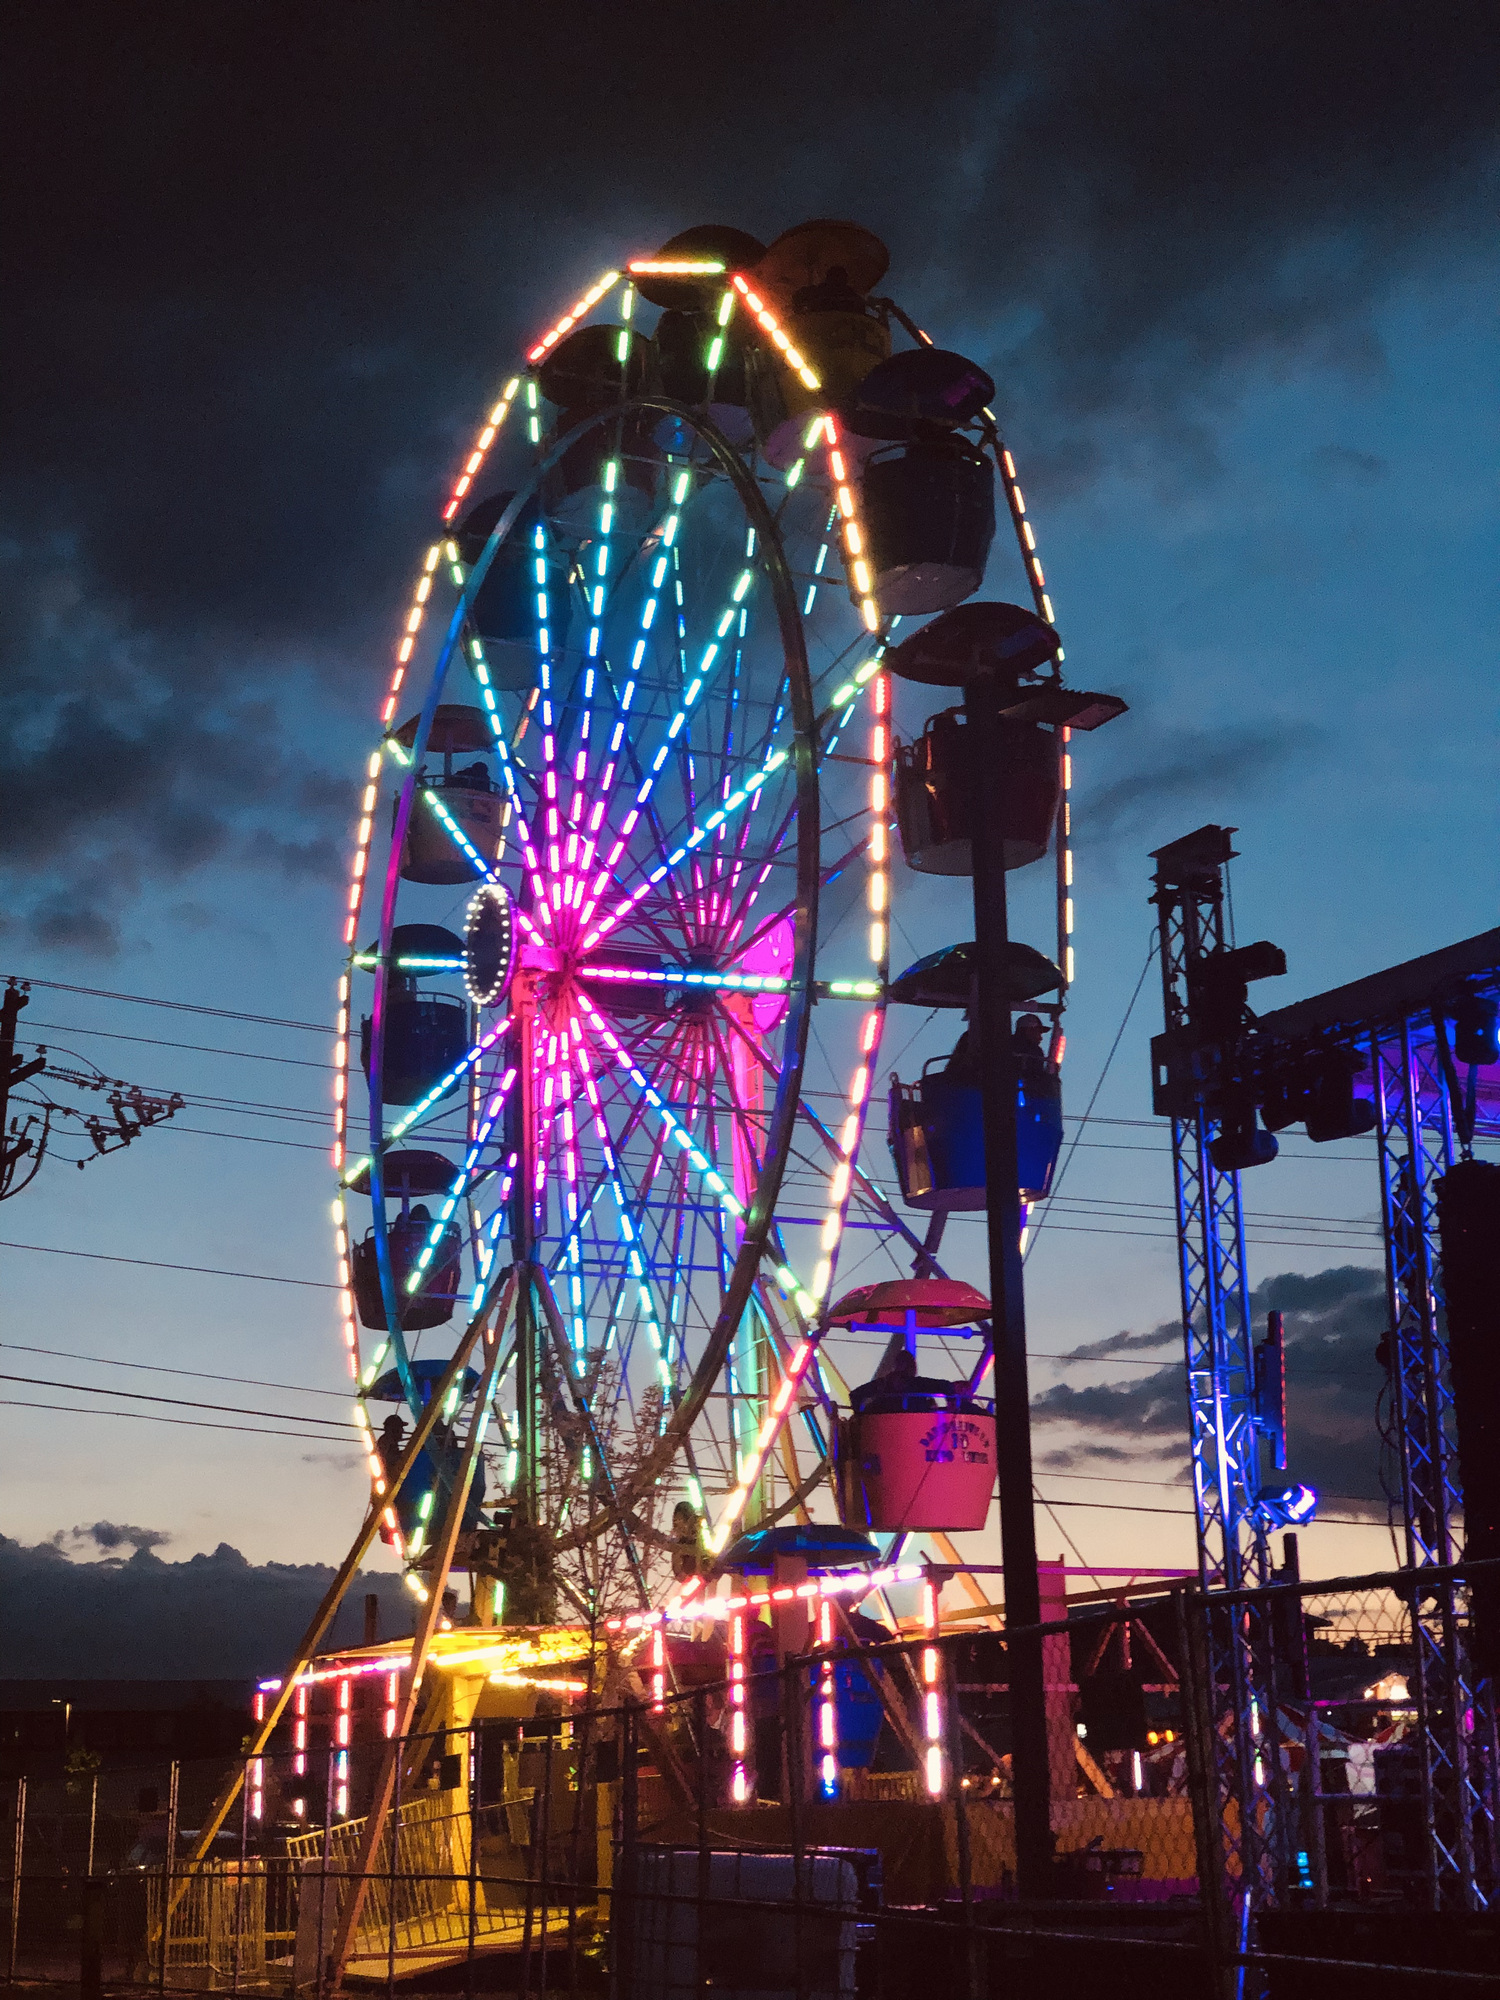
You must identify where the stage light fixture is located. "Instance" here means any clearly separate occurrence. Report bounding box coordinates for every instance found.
[1452,993,1500,1067]
[1209,1112,1279,1172]
[1255,1483,1318,1530]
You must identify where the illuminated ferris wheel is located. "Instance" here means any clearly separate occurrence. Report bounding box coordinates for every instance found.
[329,219,1079,1618]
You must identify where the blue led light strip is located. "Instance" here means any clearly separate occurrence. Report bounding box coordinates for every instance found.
[468,1157,518,1310]
[574,990,744,1224]
[406,1065,519,1291]
[583,966,789,993]
[421,789,495,879]
[341,1016,509,1187]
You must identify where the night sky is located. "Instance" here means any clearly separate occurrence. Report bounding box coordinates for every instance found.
[3,4,1497,1670]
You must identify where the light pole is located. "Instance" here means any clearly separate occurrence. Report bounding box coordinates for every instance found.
[890,602,1125,1896]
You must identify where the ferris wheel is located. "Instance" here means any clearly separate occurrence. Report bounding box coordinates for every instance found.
[329,219,1080,1621]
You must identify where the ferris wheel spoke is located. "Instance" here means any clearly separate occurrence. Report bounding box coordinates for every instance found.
[564,1019,677,1385]
[579,743,793,953]
[340,1015,510,1189]
[563,531,755,912]
[401,1062,519,1304]
[573,988,749,1246]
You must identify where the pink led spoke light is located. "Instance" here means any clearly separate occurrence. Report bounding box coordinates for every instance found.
[580,744,789,953]
[729,1608,751,1801]
[921,1576,944,1796]
[818,1599,839,1796]
[574,990,744,1224]
[569,1018,672,1377]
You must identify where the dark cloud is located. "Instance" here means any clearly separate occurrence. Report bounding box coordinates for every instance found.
[4,3,1495,949]
[1038,1442,1161,1472]
[1032,1264,1391,1513]
[1056,1324,1180,1363]
[0,1536,416,1678]
[1076,722,1316,850]
[1306,443,1389,486]
[58,1521,173,1555]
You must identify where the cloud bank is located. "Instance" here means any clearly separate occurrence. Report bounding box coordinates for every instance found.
[1034,1263,1392,1515]
[0,1537,416,1679]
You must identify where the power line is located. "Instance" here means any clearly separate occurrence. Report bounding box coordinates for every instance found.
[0,1341,352,1400]
[148,1122,330,1153]
[0,1387,1380,1523]
[0,1238,337,1289]
[1037,1462,1381,1509]
[4,975,327,1034]
[1028,940,1156,1261]
[0,1370,358,1429]
[1021,1219,1379,1253]
[21,1019,336,1072]
[1035,1494,1378,1527]
[0,1397,361,1447]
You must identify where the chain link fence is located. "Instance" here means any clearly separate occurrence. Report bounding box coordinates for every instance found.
[2,1562,1496,1997]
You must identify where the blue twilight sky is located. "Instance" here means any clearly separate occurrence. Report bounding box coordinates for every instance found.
[1,6,1496,1658]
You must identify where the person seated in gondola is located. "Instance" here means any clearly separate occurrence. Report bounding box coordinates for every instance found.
[1012,1010,1046,1068]
[944,1008,1047,1086]
[377,1412,406,1481]
[446,761,492,791]
[791,264,868,317]
[850,1342,953,1415]
[856,1336,988,1416]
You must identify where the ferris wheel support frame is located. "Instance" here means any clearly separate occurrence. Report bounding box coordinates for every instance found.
[326,1298,512,1989]
[169,1262,518,1908]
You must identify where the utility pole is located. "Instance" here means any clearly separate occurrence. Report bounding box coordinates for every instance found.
[0,982,46,1196]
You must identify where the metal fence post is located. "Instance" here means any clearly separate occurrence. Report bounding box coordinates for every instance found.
[317,1742,335,1998]
[564,1692,592,1997]
[944,1646,981,2000]
[8,1776,24,1983]
[537,1720,556,1996]
[782,1656,809,2000]
[617,1703,639,2000]
[466,1723,481,2000]
[1174,1586,1230,1998]
[232,1756,250,1996]
[79,1871,104,2000]
[160,1758,180,1998]
[695,1689,711,2000]
[386,1727,401,2000]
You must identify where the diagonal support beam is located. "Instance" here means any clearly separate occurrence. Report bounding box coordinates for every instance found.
[172,1265,517,1906]
[328,1275,516,1990]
